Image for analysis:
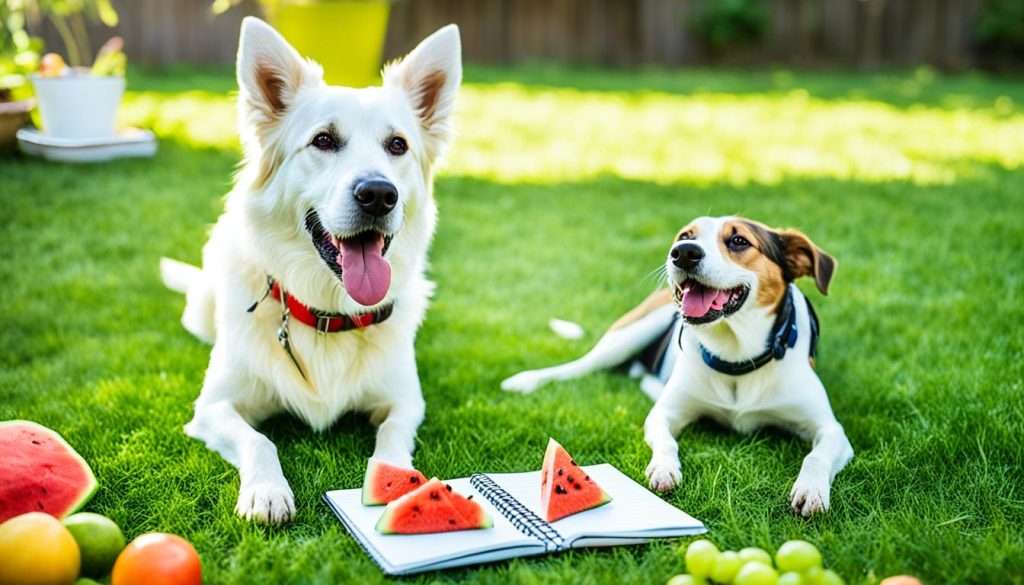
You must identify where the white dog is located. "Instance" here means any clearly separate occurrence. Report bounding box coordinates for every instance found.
[502,216,853,516]
[159,17,461,523]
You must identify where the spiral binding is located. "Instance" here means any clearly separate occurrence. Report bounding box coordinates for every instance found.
[470,473,566,551]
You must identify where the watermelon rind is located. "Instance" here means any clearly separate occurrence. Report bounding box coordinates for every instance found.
[0,420,98,521]
[375,503,399,534]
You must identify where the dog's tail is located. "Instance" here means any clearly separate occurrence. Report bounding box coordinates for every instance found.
[159,257,216,344]
[160,257,201,294]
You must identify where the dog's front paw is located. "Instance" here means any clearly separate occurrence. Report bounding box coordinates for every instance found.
[236,480,296,524]
[500,371,546,394]
[789,472,831,517]
[645,456,681,493]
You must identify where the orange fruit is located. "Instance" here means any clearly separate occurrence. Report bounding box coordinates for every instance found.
[0,512,81,585]
[38,53,66,77]
[111,533,201,585]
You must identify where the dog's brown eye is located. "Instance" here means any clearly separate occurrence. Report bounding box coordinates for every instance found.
[311,132,338,151]
[386,136,408,156]
[728,234,751,250]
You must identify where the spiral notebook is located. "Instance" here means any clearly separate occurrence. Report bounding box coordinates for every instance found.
[322,463,706,575]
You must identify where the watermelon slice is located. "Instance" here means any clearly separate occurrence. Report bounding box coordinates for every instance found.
[540,438,611,522]
[443,483,490,528]
[361,458,429,506]
[375,478,492,534]
[0,420,98,523]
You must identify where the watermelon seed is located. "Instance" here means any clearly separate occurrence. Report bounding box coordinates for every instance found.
[429,491,441,501]
[567,475,574,482]
[585,475,590,481]
[557,469,564,476]
[410,476,420,483]
[386,482,392,487]
[31,440,40,445]
[412,505,420,512]
[467,495,474,501]
[571,460,578,466]
[574,483,582,490]
[555,485,568,495]
[446,484,452,491]
[449,519,456,525]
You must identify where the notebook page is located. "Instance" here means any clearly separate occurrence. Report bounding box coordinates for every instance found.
[487,463,706,547]
[324,476,544,575]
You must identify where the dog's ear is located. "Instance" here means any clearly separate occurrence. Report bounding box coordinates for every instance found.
[236,17,322,137]
[778,229,836,295]
[383,24,462,162]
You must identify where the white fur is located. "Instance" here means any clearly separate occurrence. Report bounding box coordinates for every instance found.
[161,18,461,523]
[502,216,853,517]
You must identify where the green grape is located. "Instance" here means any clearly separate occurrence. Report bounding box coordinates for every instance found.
[775,540,822,573]
[778,572,804,585]
[821,570,845,585]
[738,547,774,567]
[710,551,742,583]
[667,574,703,585]
[801,566,825,585]
[734,562,779,585]
[685,539,721,578]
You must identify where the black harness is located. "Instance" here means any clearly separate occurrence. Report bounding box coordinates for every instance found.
[643,285,819,377]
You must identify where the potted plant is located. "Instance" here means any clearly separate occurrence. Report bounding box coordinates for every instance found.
[0,1,39,151]
[214,0,392,88]
[19,0,125,139]
[0,79,34,152]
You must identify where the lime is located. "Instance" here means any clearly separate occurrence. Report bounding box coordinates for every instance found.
[711,550,743,583]
[739,547,774,567]
[776,540,822,573]
[684,539,720,578]
[735,561,779,585]
[802,566,826,585]
[64,512,126,577]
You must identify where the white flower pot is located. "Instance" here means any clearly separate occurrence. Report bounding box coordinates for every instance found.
[31,73,125,139]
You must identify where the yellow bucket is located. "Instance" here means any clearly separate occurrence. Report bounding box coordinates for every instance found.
[263,0,391,88]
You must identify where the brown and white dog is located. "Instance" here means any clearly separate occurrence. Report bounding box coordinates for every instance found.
[502,216,853,516]
[159,18,461,523]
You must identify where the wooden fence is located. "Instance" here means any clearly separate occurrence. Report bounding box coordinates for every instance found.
[30,0,987,71]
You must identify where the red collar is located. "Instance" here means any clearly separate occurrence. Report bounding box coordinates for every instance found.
[268,279,393,332]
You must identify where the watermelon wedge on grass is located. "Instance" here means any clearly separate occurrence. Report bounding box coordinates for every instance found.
[0,420,98,523]
[540,438,611,522]
[376,478,492,534]
[361,458,429,505]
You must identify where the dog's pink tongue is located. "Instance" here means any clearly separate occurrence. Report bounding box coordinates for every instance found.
[710,289,730,310]
[339,234,391,306]
[682,282,722,318]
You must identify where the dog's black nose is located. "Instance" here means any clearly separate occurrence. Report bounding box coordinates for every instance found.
[671,242,704,271]
[353,179,398,217]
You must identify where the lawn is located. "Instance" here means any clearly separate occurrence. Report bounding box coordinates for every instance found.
[2,64,1023,584]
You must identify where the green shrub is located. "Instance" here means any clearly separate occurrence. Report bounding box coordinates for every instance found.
[975,0,1024,61]
[691,0,768,50]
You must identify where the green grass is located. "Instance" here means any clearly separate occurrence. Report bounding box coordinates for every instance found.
[2,64,1023,584]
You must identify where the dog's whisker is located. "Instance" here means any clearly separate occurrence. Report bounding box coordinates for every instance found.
[642,264,668,286]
